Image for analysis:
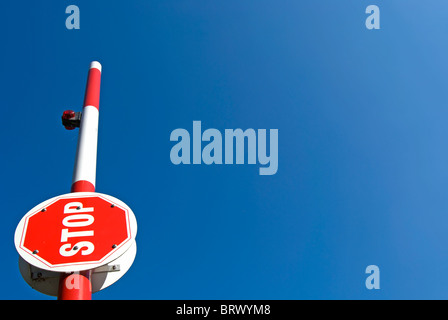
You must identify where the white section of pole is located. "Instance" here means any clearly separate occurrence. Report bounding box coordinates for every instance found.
[71,105,99,189]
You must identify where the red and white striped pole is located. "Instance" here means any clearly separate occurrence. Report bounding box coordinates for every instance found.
[58,61,102,300]
[71,61,102,193]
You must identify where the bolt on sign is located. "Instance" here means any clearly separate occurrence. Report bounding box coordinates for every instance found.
[15,192,137,273]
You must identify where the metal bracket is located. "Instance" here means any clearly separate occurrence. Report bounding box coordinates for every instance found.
[29,264,120,281]
[92,264,121,274]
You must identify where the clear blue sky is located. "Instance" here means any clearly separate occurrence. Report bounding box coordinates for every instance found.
[1,1,448,299]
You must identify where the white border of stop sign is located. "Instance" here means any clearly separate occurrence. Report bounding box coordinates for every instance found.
[14,192,137,272]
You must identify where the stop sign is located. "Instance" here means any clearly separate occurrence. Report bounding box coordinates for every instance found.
[15,192,137,272]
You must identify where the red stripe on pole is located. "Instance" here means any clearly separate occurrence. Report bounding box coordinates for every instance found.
[58,270,92,300]
[71,180,96,193]
[83,67,101,110]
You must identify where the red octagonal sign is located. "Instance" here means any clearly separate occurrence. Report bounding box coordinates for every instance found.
[15,192,137,272]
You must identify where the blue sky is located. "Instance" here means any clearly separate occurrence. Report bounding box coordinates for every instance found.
[2,1,448,299]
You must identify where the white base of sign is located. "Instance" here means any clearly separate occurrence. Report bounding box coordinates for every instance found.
[18,240,137,296]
